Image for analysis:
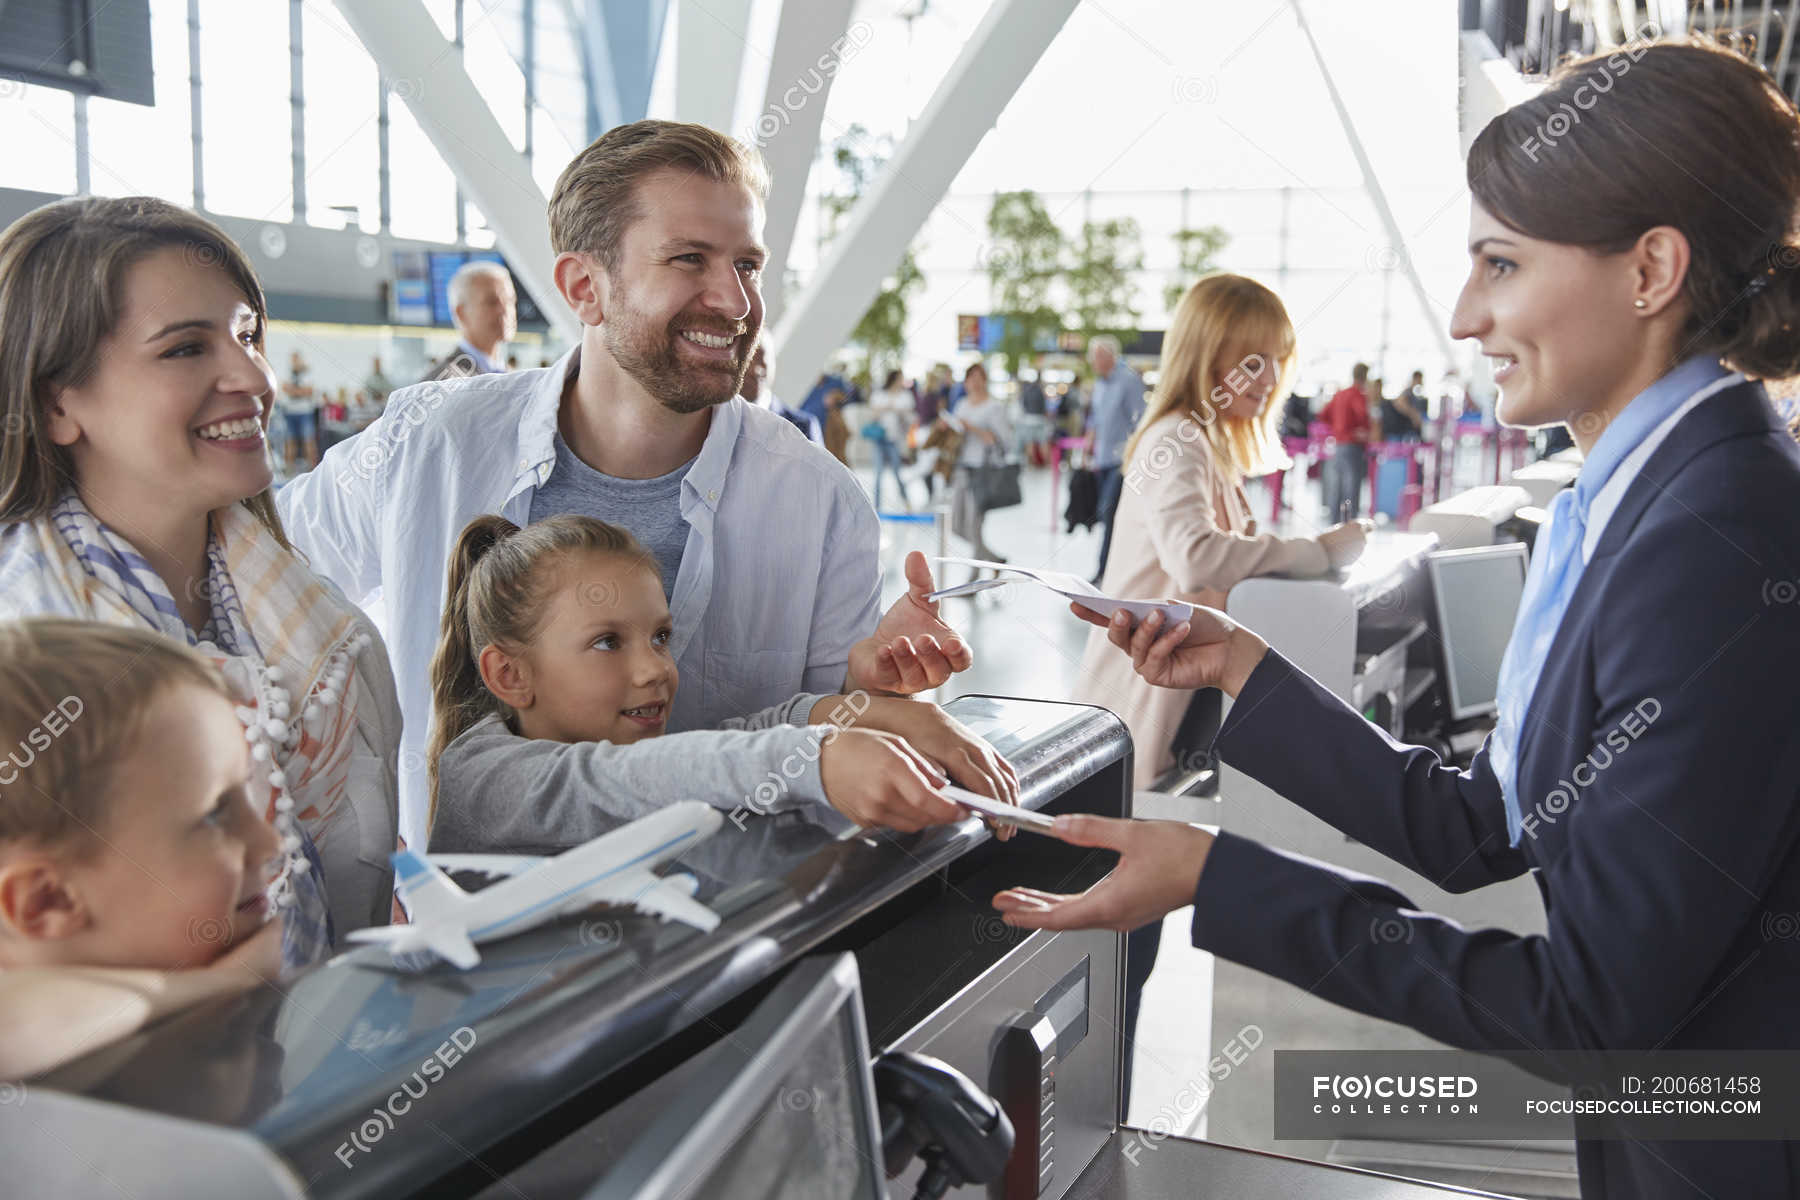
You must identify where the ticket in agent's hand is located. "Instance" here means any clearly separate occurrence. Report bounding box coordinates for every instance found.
[926,557,1193,627]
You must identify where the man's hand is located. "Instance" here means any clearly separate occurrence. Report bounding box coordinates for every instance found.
[819,728,966,832]
[1069,602,1268,696]
[860,696,1020,805]
[992,814,1213,932]
[846,551,973,694]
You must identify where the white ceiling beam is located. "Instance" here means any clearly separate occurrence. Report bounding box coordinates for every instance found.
[674,0,755,130]
[751,0,857,328]
[769,0,1078,400]
[334,0,581,342]
[1291,0,1458,369]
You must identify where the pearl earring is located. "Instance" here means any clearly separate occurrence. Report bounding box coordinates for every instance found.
[1633,299,1648,310]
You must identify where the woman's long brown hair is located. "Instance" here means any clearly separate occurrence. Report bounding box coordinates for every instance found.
[0,196,292,547]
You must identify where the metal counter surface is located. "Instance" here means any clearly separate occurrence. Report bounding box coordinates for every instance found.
[37,696,1129,1198]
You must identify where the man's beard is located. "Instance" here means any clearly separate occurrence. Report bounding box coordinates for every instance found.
[605,305,755,415]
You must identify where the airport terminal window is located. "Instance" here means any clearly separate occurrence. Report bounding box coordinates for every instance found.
[462,19,527,156]
[385,95,460,244]
[300,3,380,232]
[199,0,293,223]
[1,85,78,197]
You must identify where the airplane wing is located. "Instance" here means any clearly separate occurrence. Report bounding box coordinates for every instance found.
[585,868,722,933]
[427,854,548,878]
[346,923,484,969]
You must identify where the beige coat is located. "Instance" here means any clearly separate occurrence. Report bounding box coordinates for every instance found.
[1077,412,1331,787]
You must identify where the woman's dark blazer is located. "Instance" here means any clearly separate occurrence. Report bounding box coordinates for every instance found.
[1193,380,1800,1198]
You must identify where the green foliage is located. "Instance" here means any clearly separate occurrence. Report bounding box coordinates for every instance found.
[1067,217,1145,344]
[984,190,1067,375]
[848,247,924,377]
[1163,225,1231,314]
[820,126,927,379]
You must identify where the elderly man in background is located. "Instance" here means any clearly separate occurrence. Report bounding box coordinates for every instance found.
[1085,334,1146,583]
[742,340,822,444]
[422,259,518,383]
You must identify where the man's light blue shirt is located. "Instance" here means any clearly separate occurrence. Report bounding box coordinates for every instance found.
[277,349,883,849]
[1088,365,1146,470]
[1490,355,1739,842]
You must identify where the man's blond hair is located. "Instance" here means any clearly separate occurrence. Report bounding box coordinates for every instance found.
[549,119,770,270]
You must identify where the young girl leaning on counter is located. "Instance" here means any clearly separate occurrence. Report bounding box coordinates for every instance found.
[426,514,1019,853]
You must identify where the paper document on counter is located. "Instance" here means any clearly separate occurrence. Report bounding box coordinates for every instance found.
[927,557,1194,626]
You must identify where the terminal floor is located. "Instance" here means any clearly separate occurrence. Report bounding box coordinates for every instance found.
[864,458,1568,1200]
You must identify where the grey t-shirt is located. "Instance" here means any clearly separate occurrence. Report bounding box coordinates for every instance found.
[528,433,693,597]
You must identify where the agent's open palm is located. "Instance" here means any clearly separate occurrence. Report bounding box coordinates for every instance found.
[991,814,1213,932]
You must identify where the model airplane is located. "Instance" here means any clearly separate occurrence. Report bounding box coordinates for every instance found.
[347,801,726,969]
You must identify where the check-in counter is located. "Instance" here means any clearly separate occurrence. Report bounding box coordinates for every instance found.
[1225,531,1440,730]
[1506,458,1579,508]
[16,693,1505,1199]
[22,696,1130,1198]
[1409,485,1532,550]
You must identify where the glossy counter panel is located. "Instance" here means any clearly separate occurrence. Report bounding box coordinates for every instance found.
[1065,1136,1514,1200]
[35,696,1130,1199]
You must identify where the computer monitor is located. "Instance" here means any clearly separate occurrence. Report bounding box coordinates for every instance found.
[1425,542,1529,722]
[584,953,888,1200]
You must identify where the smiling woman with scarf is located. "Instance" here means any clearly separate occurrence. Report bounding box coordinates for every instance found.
[0,197,403,967]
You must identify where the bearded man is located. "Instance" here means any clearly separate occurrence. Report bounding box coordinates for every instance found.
[280,120,981,850]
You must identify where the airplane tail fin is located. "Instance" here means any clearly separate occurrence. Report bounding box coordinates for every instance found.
[390,848,468,923]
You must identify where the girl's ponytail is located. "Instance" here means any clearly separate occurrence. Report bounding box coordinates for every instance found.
[424,513,658,831]
[426,514,519,826]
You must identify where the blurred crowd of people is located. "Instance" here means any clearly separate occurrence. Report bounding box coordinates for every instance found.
[748,339,1151,580]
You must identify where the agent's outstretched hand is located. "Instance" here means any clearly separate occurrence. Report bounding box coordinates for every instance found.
[992,813,1213,932]
[1069,602,1268,696]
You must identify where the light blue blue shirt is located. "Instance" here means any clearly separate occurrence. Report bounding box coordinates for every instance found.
[277,349,882,849]
[1490,356,1739,843]
[457,339,503,374]
[1088,365,1147,470]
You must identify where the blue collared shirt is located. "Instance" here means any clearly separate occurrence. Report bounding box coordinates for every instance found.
[1574,356,1739,563]
[1088,365,1146,469]
[457,339,503,374]
[277,348,882,849]
[1491,355,1740,841]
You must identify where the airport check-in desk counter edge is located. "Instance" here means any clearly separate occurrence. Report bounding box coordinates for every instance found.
[19,693,1503,1200]
[21,696,1126,1199]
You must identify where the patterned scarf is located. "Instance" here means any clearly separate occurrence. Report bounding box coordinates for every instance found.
[0,492,403,968]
